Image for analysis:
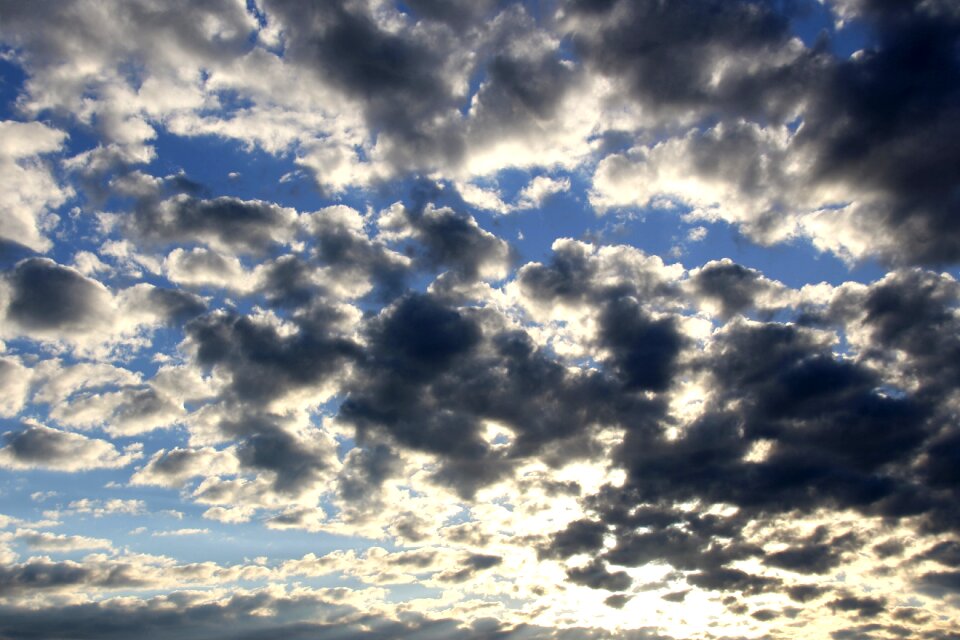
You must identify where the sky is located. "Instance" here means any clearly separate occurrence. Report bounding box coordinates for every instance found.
[0,0,959,638]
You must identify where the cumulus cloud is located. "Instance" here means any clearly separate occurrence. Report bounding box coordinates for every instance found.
[0,422,141,471]
[0,1,959,637]
[0,121,72,252]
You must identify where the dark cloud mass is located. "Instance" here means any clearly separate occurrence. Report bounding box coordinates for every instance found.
[796,2,960,263]
[1,0,960,638]
[3,258,110,332]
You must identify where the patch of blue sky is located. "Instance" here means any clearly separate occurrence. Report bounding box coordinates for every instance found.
[789,0,873,58]
[0,465,134,517]
[0,53,25,120]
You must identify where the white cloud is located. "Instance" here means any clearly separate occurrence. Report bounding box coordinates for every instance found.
[0,121,72,252]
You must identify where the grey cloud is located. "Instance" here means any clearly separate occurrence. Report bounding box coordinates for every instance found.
[386,203,513,283]
[3,258,111,333]
[0,592,685,640]
[307,208,410,299]
[604,594,632,609]
[401,0,501,30]
[0,423,137,471]
[0,558,144,596]
[132,195,297,254]
[131,447,231,488]
[918,541,960,568]
[15,530,111,552]
[262,0,466,171]
[565,559,632,592]
[140,287,207,325]
[686,567,781,596]
[341,292,661,497]
[0,0,252,72]
[828,594,887,618]
[437,553,503,583]
[538,519,607,560]
[660,590,688,603]
[229,417,328,494]
[337,443,402,505]
[796,3,960,264]
[689,259,783,318]
[530,252,960,601]
[564,0,810,122]
[186,308,358,406]
[467,47,580,143]
[764,528,861,575]
[574,1,960,265]
[597,294,684,393]
[919,571,960,596]
[787,584,829,603]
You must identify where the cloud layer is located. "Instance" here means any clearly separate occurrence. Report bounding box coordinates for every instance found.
[0,1,959,639]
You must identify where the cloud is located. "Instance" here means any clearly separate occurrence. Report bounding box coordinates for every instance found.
[151,528,209,537]
[0,357,32,418]
[378,202,513,282]
[1,2,960,637]
[1,258,114,336]
[582,2,960,265]
[0,423,141,472]
[0,257,205,354]
[14,529,112,552]
[126,194,299,255]
[0,121,72,252]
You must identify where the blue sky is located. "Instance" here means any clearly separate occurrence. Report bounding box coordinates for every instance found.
[1,1,959,639]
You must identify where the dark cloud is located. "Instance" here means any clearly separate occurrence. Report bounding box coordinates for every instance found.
[918,541,960,568]
[564,0,812,122]
[3,258,110,331]
[919,571,960,595]
[787,584,829,603]
[686,567,780,596]
[796,3,960,264]
[0,593,685,640]
[0,423,133,471]
[0,558,143,596]
[262,0,466,170]
[388,203,513,283]
[689,260,779,318]
[764,528,861,575]
[142,287,207,325]
[341,292,661,497]
[401,0,501,30]
[829,594,887,618]
[565,559,632,592]
[186,308,358,406]
[596,294,684,392]
[131,194,296,254]
[438,553,503,583]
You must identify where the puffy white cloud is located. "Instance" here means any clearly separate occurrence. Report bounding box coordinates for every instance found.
[0,121,72,252]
